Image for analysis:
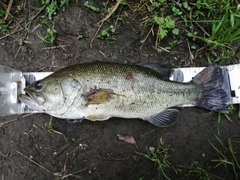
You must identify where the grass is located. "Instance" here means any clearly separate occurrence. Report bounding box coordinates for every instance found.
[42,0,70,20]
[83,0,239,63]
[192,0,240,64]
[42,117,67,142]
[1,0,239,63]
[0,9,9,33]
[97,25,116,42]
[141,135,240,179]
[141,139,212,179]
[209,134,240,178]
[2,0,238,63]
[28,0,69,44]
[216,105,234,135]
[138,0,180,50]
[37,24,57,44]
[84,1,100,13]
[134,0,240,64]
[184,162,211,180]
[141,138,177,180]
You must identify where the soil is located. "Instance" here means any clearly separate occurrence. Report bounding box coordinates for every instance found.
[0,1,239,180]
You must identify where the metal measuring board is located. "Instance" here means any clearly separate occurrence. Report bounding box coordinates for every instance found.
[170,64,240,105]
[0,64,239,116]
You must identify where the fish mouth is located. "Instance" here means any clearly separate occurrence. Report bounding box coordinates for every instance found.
[18,92,45,111]
[23,89,45,106]
[24,90,37,103]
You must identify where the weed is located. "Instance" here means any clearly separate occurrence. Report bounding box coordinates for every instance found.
[216,105,234,134]
[0,9,8,33]
[42,117,67,142]
[0,19,8,33]
[136,0,240,64]
[43,117,58,134]
[38,0,69,44]
[154,15,178,40]
[38,24,57,44]
[140,0,179,49]
[77,32,83,39]
[209,134,240,178]
[42,0,58,20]
[18,38,23,46]
[227,135,240,176]
[45,25,57,44]
[60,0,69,11]
[194,12,240,63]
[42,0,70,20]
[142,138,175,180]
[97,25,116,42]
[185,162,210,180]
[186,0,240,63]
[84,1,100,13]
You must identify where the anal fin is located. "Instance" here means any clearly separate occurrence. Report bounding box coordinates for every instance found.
[86,114,111,121]
[145,109,180,127]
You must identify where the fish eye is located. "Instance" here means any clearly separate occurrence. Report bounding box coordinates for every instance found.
[35,81,43,90]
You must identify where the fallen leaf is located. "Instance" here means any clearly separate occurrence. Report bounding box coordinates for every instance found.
[116,134,139,152]
[116,134,136,145]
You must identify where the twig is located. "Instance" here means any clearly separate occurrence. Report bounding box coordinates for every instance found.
[96,0,122,25]
[140,128,159,138]
[156,46,170,53]
[174,2,210,37]
[0,27,25,40]
[16,150,52,174]
[4,0,13,21]
[0,118,18,128]
[90,21,104,48]
[26,5,47,32]
[57,42,67,51]
[42,45,67,50]
[77,8,82,21]
[187,39,194,64]
[140,24,154,49]
[53,131,101,158]
[0,114,32,128]
[56,168,88,179]
[99,51,107,59]
[0,5,46,40]
[14,46,22,59]
[155,25,159,48]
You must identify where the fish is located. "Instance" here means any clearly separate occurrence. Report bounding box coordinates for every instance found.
[18,62,231,127]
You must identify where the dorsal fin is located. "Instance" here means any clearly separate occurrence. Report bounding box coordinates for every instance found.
[137,63,173,80]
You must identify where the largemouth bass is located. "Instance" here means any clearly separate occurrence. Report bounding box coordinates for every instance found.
[18,62,230,127]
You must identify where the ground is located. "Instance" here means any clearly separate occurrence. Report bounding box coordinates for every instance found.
[0,1,239,180]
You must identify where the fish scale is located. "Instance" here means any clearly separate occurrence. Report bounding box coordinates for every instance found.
[18,62,230,127]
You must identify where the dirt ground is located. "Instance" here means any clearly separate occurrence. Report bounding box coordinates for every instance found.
[0,1,239,180]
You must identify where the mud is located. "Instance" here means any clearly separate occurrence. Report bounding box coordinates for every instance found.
[0,1,239,179]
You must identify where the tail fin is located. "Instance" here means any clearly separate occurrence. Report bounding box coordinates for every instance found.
[193,65,231,112]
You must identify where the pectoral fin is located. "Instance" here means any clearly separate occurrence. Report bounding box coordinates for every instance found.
[86,114,111,121]
[145,109,180,127]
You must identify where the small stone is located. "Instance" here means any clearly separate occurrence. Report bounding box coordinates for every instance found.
[149,146,155,153]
